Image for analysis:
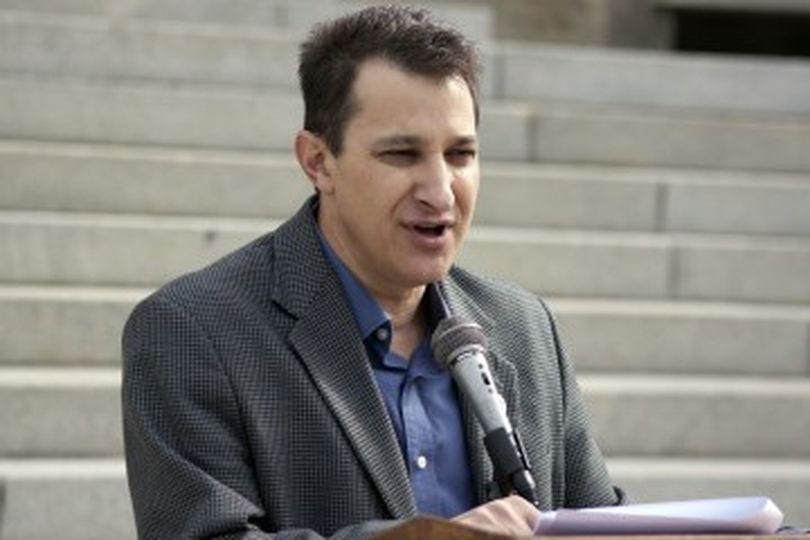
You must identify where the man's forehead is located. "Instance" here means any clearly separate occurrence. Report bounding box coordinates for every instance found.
[352,57,472,101]
[344,59,477,143]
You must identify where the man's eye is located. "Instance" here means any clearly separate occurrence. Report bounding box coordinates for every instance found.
[447,148,477,164]
[380,149,418,164]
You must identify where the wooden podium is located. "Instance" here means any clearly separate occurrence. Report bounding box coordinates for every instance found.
[373,517,792,540]
[374,517,524,539]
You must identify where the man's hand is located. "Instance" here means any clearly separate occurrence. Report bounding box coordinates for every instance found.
[452,495,540,536]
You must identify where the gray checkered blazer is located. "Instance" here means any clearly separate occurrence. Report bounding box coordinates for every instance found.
[122,197,623,539]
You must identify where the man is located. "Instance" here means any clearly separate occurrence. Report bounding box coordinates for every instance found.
[122,5,624,539]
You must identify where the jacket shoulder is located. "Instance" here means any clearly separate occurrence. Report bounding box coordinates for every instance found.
[446,265,553,326]
[132,229,278,325]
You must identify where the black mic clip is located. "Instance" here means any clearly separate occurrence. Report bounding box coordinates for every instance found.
[484,427,540,508]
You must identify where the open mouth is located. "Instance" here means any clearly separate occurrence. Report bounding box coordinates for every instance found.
[413,224,448,238]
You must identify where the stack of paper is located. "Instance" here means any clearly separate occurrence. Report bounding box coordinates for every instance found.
[535,496,783,535]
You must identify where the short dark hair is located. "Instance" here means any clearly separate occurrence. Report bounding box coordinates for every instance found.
[298,4,481,154]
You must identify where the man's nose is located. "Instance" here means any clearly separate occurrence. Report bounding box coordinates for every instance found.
[415,155,455,211]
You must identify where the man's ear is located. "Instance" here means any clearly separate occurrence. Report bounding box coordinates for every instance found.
[294,130,336,194]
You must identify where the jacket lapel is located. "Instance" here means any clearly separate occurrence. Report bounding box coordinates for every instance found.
[271,201,417,519]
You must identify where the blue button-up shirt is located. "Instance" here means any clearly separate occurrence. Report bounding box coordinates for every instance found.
[318,233,476,518]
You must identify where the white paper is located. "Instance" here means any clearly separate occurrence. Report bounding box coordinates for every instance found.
[534,496,783,536]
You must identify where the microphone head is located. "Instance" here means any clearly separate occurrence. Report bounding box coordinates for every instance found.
[431,316,487,369]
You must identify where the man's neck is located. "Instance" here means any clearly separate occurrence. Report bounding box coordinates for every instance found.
[374,286,428,359]
[317,212,431,358]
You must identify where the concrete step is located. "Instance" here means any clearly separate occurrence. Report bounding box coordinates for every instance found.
[4,140,810,236]
[0,0,492,41]
[526,101,810,172]
[493,41,810,114]
[548,298,810,376]
[0,141,313,222]
[482,162,810,237]
[2,368,808,459]
[0,211,270,287]
[2,286,807,377]
[0,11,301,89]
[0,75,301,153]
[462,227,810,303]
[607,458,810,525]
[2,74,810,170]
[0,459,134,540]
[2,212,810,301]
[0,286,143,366]
[580,374,810,459]
[0,368,122,457]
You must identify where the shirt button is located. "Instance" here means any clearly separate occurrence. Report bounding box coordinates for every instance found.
[416,455,428,469]
[375,327,389,341]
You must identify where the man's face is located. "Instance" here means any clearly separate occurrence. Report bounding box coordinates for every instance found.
[315,58,479,297]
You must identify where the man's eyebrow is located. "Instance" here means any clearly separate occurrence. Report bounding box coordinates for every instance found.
[372,135,422,148]
[453,135,478,146]
[372,134,479,149]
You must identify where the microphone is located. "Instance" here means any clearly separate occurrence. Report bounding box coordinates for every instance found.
[431,315,540,507]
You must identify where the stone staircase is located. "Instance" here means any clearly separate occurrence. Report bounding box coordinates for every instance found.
[1,1,809,538]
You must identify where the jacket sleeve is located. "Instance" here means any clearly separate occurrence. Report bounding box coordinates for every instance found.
[121,294,399,539]
[542,302,628,509]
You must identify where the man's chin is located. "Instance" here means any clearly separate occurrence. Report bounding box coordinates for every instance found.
[401,261,453,288]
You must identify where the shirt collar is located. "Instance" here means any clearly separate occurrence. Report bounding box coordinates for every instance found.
[316,227,450,343]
